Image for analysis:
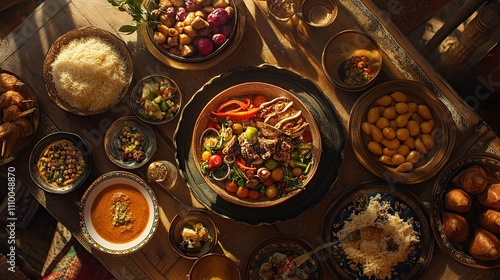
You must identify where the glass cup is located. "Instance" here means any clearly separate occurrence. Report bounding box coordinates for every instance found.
[267,0,302,21]
[299,0,337,27]
[147,160,178,190]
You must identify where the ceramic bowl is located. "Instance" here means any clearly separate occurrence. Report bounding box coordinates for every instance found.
[0,69,40,165]
[349,79,456,184]
[130,74,182,124]
[169,209,218,259]
[187,253,241,280]
[432,153,500,269]
[143,0,240,64]
[246,235,323,279]
[191,81,322,208]
[322,29,382,92]
[104,116,157,169]
[321,183,434,279]
[42,26,133,115]
[29,132,92,194]
[80,171,159,255]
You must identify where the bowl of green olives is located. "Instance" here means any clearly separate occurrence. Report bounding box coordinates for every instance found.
[349,80,456,184]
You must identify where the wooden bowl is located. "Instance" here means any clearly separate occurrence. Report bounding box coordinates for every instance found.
[191,82,322,208]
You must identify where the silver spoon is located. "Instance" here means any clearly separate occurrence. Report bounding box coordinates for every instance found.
[293,241,341,267]
[293,229,362,267]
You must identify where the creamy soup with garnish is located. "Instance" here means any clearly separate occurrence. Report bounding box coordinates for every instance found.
[91,183,149,244]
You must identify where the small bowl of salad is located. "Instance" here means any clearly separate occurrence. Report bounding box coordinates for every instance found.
[322,30,382,92]
[131,74,182,124]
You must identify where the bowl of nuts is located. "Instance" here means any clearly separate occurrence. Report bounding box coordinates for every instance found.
[349,80,456,184]
[141,0,245,69]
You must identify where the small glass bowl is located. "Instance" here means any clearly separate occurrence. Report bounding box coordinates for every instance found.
[349,80,456,184]
[169,209,219,259]
[322,29,382,92]
[29,132,92,194]
[130,74,182,125]
[104,116,157,169]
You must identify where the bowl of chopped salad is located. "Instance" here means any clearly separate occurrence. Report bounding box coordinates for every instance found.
[191,82,322,208]
[322,30,382,92]
[130,74,182,124]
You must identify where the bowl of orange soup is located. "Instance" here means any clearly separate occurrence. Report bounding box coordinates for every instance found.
[80,171,159,255]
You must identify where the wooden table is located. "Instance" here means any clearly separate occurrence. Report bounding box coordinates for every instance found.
[1,0,500,279]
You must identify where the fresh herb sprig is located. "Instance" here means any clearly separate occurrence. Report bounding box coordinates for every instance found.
[107,0,159,34]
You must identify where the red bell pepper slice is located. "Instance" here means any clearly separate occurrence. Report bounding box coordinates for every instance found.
[211,107,261,121]
[235,156,256,171]
[216,99,250,113]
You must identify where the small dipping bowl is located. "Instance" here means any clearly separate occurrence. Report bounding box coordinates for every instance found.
[104,116,157,169]
[188,253,241,280]
[169,209,219,259]
[300,0,338,27]
[322,29,382,92]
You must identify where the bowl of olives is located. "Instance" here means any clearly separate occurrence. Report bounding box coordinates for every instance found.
[349,79,456,184]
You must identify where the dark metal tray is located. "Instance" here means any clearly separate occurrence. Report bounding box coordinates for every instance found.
[174,64,345,225]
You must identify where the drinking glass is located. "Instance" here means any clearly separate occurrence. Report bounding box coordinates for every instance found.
[147,160,178,190]
[267,0,302,21]
[299,0,337,27]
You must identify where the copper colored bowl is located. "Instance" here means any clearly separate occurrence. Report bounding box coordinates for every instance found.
[188,253,241,280]
[349,80,456,184]
[322,29,382,92]
[191,82,322,208]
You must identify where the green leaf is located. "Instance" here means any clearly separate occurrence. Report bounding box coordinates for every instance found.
[118,25,140,34]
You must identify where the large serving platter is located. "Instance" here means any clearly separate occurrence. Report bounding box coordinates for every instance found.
[191,81,322,208]
[321,183,434,279]
[174,64,345,225]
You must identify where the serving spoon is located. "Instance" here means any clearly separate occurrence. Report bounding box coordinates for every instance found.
[293,229,362,267]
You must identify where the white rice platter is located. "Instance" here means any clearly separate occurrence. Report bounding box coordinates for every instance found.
[321,183,434,280]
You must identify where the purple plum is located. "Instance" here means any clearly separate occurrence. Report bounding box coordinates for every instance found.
[197,37,214,56]
[207,8,229,27]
